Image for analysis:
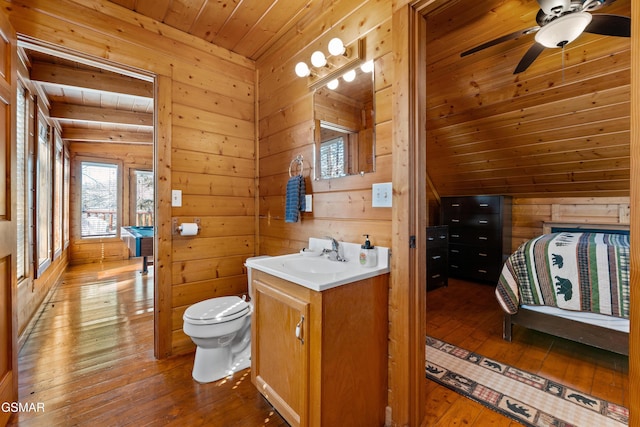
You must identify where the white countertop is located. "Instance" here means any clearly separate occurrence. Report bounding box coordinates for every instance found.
[245,238,390,292]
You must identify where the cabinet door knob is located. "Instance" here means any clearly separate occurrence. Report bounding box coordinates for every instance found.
[295,316,305,344]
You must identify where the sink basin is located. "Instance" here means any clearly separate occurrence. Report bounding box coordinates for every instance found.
[245,238,390,291]
[283,257,349,274]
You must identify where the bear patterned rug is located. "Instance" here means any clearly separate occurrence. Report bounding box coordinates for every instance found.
[425,337,628,426]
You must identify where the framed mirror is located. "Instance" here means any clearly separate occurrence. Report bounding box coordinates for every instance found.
[313,62,374,179]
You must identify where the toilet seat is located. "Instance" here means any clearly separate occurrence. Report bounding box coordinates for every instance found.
[184,296,250,325]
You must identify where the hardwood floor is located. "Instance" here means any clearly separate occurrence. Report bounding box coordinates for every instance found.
[425,278,629,426]
[8,260,288,427]
[8,261,628,426]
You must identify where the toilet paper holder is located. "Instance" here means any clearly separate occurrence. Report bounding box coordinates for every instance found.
[172,217,201,236]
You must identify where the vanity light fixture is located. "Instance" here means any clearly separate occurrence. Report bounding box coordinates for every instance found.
[294,37,366,91]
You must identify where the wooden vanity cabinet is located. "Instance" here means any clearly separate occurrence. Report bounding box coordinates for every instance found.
[251,269,388,427]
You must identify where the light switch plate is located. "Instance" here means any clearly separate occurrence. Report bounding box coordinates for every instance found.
[372,182,392,207]
[304,194,313,212]
[171,189,182,207]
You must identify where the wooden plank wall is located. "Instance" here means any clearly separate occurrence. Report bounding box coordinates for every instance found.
[4,0,257,357]
[511,197,630,250]
[256,1,393,255]
[16,250,67,346]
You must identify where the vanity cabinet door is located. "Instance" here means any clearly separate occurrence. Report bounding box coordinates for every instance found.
[252,278,310,427]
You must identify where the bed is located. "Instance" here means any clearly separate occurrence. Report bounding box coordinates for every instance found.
[495,224,630,355]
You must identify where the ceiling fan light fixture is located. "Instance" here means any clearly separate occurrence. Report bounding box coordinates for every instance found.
[534,12,593,48]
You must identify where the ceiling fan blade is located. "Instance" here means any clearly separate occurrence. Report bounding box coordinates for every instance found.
[513,42,546,74]
[461,26,540,57]
[584,14,631,37]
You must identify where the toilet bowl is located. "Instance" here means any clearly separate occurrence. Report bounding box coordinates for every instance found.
[183,296,252,383]
[182,256,268,383]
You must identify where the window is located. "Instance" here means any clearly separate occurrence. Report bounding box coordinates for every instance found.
[53,134,64,256]
[81,162,119,237]
[63,148,70,247]
[132,170,154,226]
[16,83,28,280]
[36,114,52,273]
[320,136,347,179]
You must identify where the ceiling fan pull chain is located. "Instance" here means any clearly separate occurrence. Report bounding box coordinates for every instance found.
[562,44,565,83]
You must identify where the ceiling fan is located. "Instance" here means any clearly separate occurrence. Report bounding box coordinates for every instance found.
[460,0,631,74]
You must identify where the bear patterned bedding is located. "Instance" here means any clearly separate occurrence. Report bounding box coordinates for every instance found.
[495,232,630,318]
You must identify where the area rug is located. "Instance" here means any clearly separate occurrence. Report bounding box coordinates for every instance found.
[426,336,628,426]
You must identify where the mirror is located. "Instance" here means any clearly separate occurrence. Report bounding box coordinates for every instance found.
[313,63,374,179]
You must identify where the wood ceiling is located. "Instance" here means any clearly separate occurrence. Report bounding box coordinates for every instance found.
[105,0,317,61]
[21,47,154,145]
[23,0,322,147]
[423,0,632,198]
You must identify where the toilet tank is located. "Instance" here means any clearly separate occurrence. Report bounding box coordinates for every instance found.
[245,256,270,298]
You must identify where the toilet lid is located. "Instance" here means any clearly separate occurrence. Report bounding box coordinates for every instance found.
[183,296,250,325]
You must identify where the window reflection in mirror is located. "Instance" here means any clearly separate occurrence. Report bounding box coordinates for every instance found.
[314,61,374,180]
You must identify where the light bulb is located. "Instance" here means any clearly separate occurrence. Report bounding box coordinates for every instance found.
[360,60,374,73]
[327,79,339,90]
[295,62,310,77]
[342,69,356,82]
[310,51,327,67]
[328,38,345,56]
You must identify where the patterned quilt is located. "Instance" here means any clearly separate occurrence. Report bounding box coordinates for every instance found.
[495,232,630,318]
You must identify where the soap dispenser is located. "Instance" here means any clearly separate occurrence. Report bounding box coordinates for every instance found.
[359,234,377,268]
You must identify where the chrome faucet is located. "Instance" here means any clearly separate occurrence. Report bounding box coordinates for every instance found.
[323,236,346,262]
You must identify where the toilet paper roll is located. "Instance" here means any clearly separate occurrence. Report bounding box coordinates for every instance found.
[179,223,199,236]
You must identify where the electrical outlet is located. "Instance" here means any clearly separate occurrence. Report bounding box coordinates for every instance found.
[372,182,392,207]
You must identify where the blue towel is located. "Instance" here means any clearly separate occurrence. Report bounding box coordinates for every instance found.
[285,175,306,223]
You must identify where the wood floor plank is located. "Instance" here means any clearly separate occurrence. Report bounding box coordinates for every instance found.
[426,278,629,424]
[9,261,629,426]
[8,260,287,427]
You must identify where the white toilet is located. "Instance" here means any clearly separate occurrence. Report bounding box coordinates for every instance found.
[182,257,266,383]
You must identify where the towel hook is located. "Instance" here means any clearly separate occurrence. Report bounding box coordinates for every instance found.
[289,155,304,177]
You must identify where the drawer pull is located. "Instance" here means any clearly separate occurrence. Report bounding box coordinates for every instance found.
[295,316,304,344]
[431,274,441,279]
[479,203,489,207]
[478,269,487,273]
[439,235,446,239]
[451,249,459,253]
[431,255,441,260]
[451,219,460,223]
[478,220,488,224]
[451,234,460,238]
[478,253,487,257]
[451,203,460,207]
[428,237,434,241]
[478,236,488,240]
[451,265,459,269]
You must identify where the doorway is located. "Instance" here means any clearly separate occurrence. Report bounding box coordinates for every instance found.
[15,36,158,353]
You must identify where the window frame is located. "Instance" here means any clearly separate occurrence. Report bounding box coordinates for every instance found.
[34,109,52,278]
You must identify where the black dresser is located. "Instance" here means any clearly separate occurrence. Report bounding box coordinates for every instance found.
[440,196,512,283]
[426,225,448,291]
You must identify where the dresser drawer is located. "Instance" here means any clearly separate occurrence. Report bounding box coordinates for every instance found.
[442,213,502,228]
[427,225,448,248]
[448,245,503,282]
[440,196,503,216]
[448,226,502,246]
